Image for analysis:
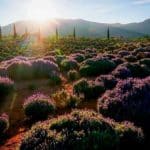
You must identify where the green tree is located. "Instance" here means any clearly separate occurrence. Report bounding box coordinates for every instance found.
[107,26,110,40]
[38,28,41,41]
[56,27,58,40]
[25,27,28,38]
[13,24,17,38]
[73,27,76,40]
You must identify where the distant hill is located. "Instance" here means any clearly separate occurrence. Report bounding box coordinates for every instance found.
[2,18,150,38]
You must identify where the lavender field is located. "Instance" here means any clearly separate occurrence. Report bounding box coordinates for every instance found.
[0,35,150,150]
[0,0,150,149]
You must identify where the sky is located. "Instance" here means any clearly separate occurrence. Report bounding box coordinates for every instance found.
[0,0,150,25]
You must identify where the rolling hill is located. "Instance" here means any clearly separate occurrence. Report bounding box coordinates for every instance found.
[1,18,150,38]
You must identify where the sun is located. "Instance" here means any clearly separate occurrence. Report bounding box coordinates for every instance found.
[27,0,58,22]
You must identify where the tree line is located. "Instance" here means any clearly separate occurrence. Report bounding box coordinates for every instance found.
[0,24,110,41]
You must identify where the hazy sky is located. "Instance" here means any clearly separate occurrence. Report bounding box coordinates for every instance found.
[0,0,150,25]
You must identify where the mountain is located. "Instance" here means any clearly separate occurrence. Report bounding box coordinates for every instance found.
[2,18,149,38]
[118,19,150,35]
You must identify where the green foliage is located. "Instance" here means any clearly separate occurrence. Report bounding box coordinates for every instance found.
[73,79,105,100]
[48,74,62,86]
[52,90,81,108]
[67,70,79,81]
[61,59,79,71]
[0,77,14,97]
[19,110,144,150]
[23,93,55,120]
[80,58,116,77]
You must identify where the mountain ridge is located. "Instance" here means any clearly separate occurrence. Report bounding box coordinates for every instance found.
[1,18,150,38]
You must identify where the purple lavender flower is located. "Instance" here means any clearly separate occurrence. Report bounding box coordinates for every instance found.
[98,77,150,130]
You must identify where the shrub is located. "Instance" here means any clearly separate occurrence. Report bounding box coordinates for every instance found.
[112,65,132,79]
[71,53,85,62]
[140,58,150,68]
[19,110,144,150]
[0,77,14,97]
[48,73,62,86]
[124,55,137,62]
[67,95,81,108]
[98,77,150,130]
[73,79,105,100]
[31,59,59,79]
[126,63,150,78]
[67,70,79,81]
[95,75,117,90]
[7,61,32,80]
[80,58,116,77]
[55,55,66,66]
[23,93,55,120]
[52,90,81,108]
[0,113,9,134]
[118,50,130,57]
[112,58,124,65]
[115,121,144,150]
[61,59,79,71]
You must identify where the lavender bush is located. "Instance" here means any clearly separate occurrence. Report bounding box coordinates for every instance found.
[139,58,150,68]
[95,75,117,89]
[80,58,116,77]
[67,70,79,81]
[61,58,79,71]
[112,65,132,79]
[0,77,14,97]
[73,79,105,99]
[19,110,144,150]
[23,93,55,120]
[0,113,9,134]
[98,77,150,129]
[7,60,33,80]
[124,55,137,62]
[31,59,59,78]
[70,53,85,62]
[126,63,150,78]
[118,50,130,57]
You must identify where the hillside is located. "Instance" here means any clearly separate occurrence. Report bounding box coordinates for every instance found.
[2,18,148,38]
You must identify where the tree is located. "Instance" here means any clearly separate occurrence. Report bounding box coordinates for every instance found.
[0,25,2,40]
[107,26,110,40]
[56,27,58,40]
[73,27,76,40]
[25,27,28,38]
[37,28,41,42]
[13,24,17,38]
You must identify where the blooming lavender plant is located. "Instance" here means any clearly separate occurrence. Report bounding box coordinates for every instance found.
[7,60,33,80]
[23,93,55,120]
[70,53,85,62]
[98,77,150,129]
[0,113,9,134]
[73,78,105,100]
[118,50,130,57]
[95,75,117,89]
[31,59,59,78]
[61,58,79,71]
[0,77,14,97]
[112,65,132,79]
[80,57,116,77]
[19,110,144,150]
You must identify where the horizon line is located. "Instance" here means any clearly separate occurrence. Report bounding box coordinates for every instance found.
[1,17,150,27]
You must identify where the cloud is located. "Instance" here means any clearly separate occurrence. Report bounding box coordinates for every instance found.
[133,0,150,4]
